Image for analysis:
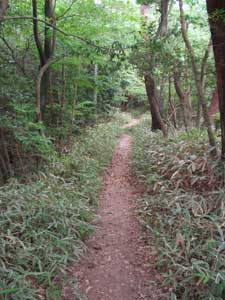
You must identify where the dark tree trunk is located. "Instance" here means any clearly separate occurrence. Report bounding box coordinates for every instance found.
[32,0,55,121]
[141,1,169,136]
[40,0,54,114]
[196,40,212,127]
[168,75,177,128]
[159,75,166,116]
[208,88,219,120]
[0,0,8,19]
[40,69,51,115]
[145,74,167,136]
[157,0,170,37]
[206,1,225,159]
[60,62,66,124]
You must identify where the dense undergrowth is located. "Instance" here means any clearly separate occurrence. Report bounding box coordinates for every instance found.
[132,116,225,300]
[0,112,131,300]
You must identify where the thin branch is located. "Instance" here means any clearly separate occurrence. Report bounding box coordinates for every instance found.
[2,16,106,50]
[57,13,86,21]
[0,35,26,74]
[56,0,78,21]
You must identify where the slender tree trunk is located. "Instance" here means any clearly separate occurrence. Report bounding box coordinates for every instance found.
[174,69,193,130]
[201,39,212,92]
[141,1,169,136]
[40,0,54,114]
[36,59,54,122]
[196,40,212,127]
[208,88,219,120]
[168,75,177,128]
[179,0,217,156]
[157,0,170,37]
[93,63,98,117]
[72,62,81,125]
[32,0,45,66]
[145,74,167,136]
[0,0,8,24]
[206,0,225,159]
[60,62,66,124]
[32,0,56,121]
[159,75,166,116]
[40,69,51,114]
[0,128,12,179]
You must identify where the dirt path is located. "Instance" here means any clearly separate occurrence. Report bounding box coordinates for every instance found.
[122,118,140,129]
[64,122,166,300]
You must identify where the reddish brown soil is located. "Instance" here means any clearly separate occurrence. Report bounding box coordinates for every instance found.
[63,129,167,300]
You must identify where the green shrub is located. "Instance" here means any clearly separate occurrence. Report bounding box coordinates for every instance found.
[132,118,225,300]
[0,118,123,300]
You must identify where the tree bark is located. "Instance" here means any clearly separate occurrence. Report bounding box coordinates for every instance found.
[60,62,66,124]
[0,0,8,20]
[159,75,166,116]
[32,0,55,121]
[32,0,46,66]
[196,39,212,127]
[72,63,80,125]
[174,69,192,130]
[168,75,177,128]
[157,0,170,37]
[41,0,54,107]
[206,0,225,159]
[145,74,167,136]
[208,88,219,120]
[36,25,56,122]
[179,0,217,156]
[93,63,98,117]
[141,1,168,136]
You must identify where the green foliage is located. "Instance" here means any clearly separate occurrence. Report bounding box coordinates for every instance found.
[0,117,124,300]
[0,0,141,181]
[132,118,225,300]
[214,113,221,131]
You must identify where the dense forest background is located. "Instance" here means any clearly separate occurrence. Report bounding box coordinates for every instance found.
[0,0,146,183]
[0,0,223,183]
[1,0,225,299]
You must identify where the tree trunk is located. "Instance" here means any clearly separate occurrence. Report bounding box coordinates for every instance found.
[141,2,168,136]
[206,0,225,159]
[208,88,219,120]
[179,0,217,156]
[41,0,54,110]
[32,0,55,121]
[36,59,54,122]
[40,69,51,115]
[145,74,167,136]
[72,63,80,125]
[157,0,170,37]
[196,40,212,127]
[60,62,66,124]
[168,75,177,128]
[174,69,193,130]
[159,75,166,116]
[93,63,98,117]
[0,0,8,21]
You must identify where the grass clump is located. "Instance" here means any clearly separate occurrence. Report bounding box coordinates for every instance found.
[0,119,123,300]
[132,117,225,300]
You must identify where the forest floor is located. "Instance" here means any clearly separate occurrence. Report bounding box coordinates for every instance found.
[63,118,166,300]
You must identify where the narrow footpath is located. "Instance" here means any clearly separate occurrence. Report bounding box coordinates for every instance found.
[64,121,166,300]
